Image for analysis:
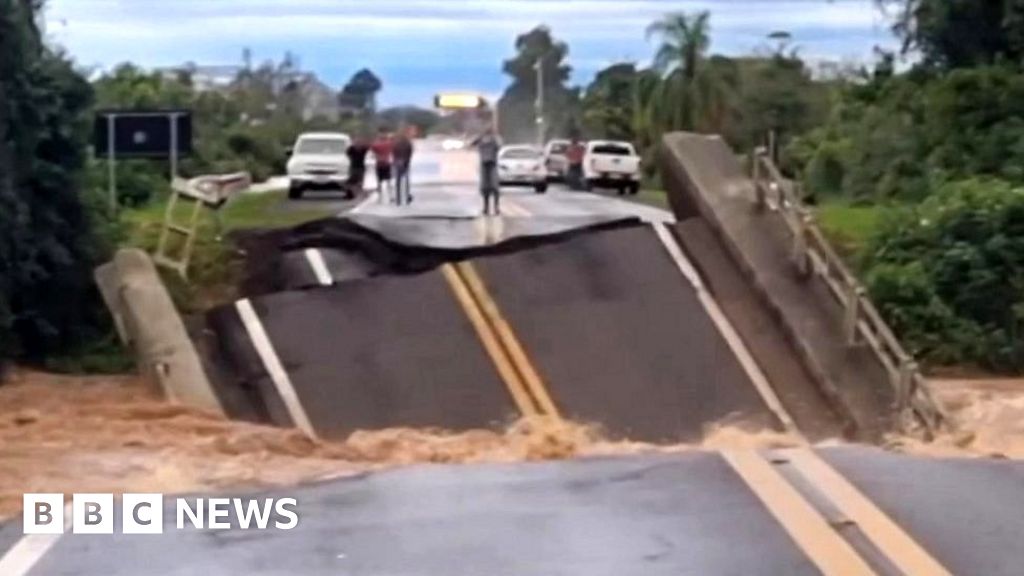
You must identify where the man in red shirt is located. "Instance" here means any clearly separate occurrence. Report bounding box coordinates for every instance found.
[370,128,394,201]
[566,137,586,190]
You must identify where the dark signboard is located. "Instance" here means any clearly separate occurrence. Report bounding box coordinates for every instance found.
[93,110,193,159]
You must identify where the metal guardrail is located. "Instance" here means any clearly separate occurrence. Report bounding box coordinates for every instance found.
[751,150,946,435]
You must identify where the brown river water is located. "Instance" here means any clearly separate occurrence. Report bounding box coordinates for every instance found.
[0,370,1020,521]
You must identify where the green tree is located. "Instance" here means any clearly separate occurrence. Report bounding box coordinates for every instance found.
[882,0,1024,69]
[377,106,441,135]
[339,68,383,115]
[1,0,108,365]
[645,11,736,134]
[497,26,581,143]
[730,53,829,153]
[581,63,639,141]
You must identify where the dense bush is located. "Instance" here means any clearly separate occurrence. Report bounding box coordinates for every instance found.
[790,66,1024,202]
[864,179,1024,371]
[1,0,112,367]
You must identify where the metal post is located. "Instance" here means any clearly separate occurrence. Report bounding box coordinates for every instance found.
[535,56,545,147]
[896,358,918,409]
[106,114,118,215]
[169,113,180,180]
[492,100,500,136]
[792,214,810,277]
[768,130,777,164]
[752,151,766,212]
[844,283,864,345]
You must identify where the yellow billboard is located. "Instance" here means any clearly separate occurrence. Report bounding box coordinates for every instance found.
[434,93,485,109]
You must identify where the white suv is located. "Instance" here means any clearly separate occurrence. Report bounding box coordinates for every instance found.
[583,140,641,195]
[286,132,351,199]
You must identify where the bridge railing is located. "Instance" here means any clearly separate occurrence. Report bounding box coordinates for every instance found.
[751,150,946,435]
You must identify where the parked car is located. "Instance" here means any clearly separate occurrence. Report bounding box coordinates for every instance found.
[286,132,352,199]
[498,145,548,193]
[543,139,571,182]
[582,140,641,195]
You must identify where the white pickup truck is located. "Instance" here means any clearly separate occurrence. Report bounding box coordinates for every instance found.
[583,140,641,195]
[286,132,352,199]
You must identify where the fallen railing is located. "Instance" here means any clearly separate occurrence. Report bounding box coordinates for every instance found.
[751,150,946,435]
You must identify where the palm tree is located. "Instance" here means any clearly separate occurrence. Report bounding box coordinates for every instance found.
[644,11,734,134]
[647,11,711,84]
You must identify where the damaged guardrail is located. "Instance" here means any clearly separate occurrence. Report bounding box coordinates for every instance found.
[751,149,946,434]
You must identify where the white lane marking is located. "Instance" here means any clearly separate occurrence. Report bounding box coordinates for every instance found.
[235,299,317,438]
[651,223,802,438]
[0,504,72,576]
[304,248,333,286]
[349,192,379,214]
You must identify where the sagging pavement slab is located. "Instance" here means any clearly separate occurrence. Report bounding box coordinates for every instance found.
[207,220,782,442]
[9,448,1024,575]
[660,132,894,440]
[235,215,643,295]
[470,224,777,442]
[205,269,517,436]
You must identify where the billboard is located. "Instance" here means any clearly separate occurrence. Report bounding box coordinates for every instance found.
[434,94,485,110]
[93,110,193,159]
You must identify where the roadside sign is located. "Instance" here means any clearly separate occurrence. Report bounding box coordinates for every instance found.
[93,109,193,214]
[434,94,485,110]
[93,110,192,158]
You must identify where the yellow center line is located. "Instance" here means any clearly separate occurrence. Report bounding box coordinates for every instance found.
[722,450,878,576]
[455,262,561,420]
[781,449,953,576]
[441,264,539,417]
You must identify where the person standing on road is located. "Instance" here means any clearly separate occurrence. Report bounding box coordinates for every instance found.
[393,127,415,205]
[346,135,370,199]
[370,128,394,202]
[566,137,586,190]
[474,128,503,216]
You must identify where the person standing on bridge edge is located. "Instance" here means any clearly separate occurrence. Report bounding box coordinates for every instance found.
[371,128,394,202]
[393,126,415,206]
[473,127,503,216]
[566,137,586,191]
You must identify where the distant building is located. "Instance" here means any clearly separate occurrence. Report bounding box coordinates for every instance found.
[158,63,243,92]
[295,73,340,122]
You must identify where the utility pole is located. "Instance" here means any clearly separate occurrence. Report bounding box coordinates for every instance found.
[535,55,545,147]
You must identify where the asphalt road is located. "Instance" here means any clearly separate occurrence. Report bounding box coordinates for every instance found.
[4,139,1018,574]
[5,448,1022,575]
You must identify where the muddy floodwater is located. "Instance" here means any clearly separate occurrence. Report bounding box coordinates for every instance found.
[0,370,1020,521]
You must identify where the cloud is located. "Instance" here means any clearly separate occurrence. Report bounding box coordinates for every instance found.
[44,0,896,105]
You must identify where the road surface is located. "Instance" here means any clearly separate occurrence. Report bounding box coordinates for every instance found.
[2,138,1020,574]
[4,448,1023,575]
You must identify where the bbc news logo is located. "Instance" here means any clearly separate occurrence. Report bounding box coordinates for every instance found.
[23,494,299,535]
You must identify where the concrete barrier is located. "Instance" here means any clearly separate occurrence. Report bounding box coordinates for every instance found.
[95,249,224,414]
[659,132,899,440]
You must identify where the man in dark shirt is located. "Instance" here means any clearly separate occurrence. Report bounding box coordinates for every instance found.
[346,135,369,199]
[566,137,586,190]
[393,127,415,205]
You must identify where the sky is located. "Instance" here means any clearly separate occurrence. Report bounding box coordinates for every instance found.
[43,0,898,107]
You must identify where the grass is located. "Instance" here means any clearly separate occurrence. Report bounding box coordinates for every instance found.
[630,188,670,210]
[122,190,333,313]
[815,201,885,260]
